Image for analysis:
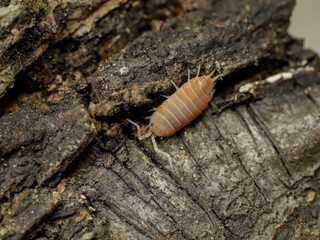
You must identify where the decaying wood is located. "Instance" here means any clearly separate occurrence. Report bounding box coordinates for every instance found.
[0,0,319,239]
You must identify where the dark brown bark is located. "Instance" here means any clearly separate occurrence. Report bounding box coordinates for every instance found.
[0,0,319,239]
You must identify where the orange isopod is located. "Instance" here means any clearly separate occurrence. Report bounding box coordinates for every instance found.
[127,66,220,169]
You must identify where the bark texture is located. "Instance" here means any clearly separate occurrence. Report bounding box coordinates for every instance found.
[0,0,320,239]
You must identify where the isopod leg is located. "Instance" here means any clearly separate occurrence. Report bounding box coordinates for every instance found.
[171,80,179,90]
[208,69,216,78]
[188,68,190,81]
[211,88,216,96]
[151,135,173,169]
[127,119,152,140]
[148,107,157,112]
[197,65,201,77]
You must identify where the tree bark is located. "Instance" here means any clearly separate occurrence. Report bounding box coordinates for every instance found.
[0,0,320,239]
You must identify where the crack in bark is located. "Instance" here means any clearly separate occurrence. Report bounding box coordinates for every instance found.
[177,132,243,238]
[233,154,267,201]
[97,166,168,239]
[248,103,293,180]
[234,109,268,201]
[109,168,168,237]
[105,202,154,239]
[235,108,260,156]
[174,178,239,239]
[178,134,215,185]
[304,92,318,106]
[113,139,202,239]
[134,137,239,238]
[110,146,185,237]
[301,85,320,108]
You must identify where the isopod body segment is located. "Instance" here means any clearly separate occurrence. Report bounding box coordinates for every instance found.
[151,71,216,137]
[127,67,220,169]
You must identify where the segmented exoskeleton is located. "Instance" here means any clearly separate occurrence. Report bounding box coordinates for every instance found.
[128,66,220,169]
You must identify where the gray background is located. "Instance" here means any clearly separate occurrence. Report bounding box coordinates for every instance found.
[290,0,320,54]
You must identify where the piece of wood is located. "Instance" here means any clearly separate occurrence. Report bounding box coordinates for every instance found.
[0,0,187,98]
[0,0,319,239]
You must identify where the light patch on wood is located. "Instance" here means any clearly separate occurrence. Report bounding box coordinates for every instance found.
[305,191,316,203]
[266,72,293,83]
[73,0,128,37]
[239,65,316,93]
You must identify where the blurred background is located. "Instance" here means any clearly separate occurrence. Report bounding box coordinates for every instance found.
[289,0,320,54]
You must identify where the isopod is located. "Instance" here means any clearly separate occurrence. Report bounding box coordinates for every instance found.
[127,66,220,169]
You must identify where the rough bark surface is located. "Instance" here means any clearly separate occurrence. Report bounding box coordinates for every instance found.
[0,0,319,239]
